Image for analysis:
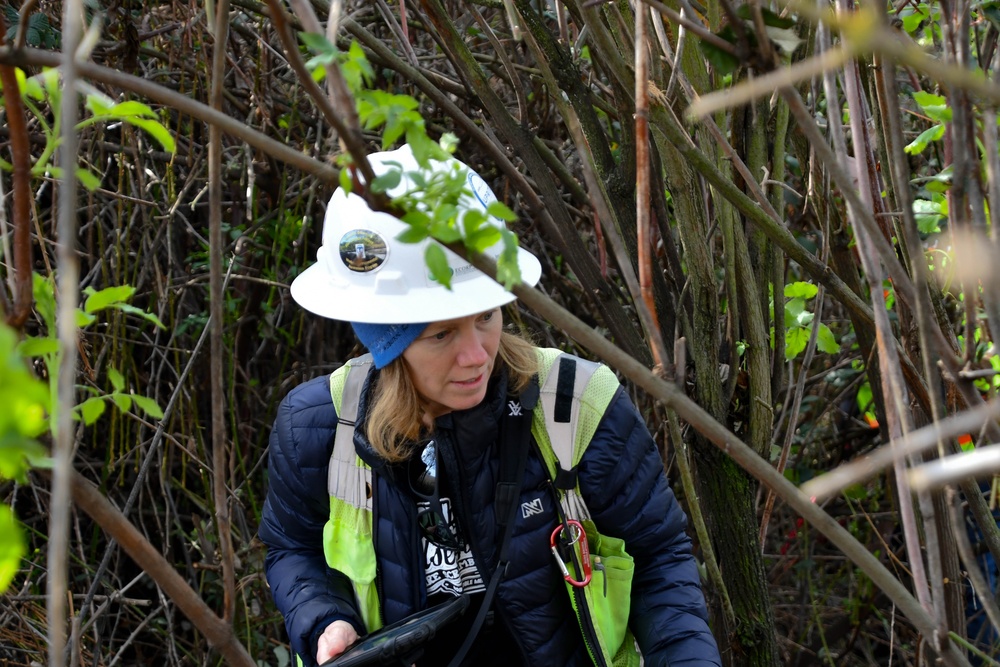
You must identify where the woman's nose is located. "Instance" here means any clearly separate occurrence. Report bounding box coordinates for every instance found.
[455,329,489,367]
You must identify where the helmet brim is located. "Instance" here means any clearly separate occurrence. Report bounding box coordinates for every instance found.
[290,244,541,324]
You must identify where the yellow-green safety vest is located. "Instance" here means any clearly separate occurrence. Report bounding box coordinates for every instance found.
[323,348,640,667]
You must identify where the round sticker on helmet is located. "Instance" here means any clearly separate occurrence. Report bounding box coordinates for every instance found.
[467,171,497,210]
[339,230,388,273]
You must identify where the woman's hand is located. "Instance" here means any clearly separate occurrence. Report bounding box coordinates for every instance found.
[316,620,359,664]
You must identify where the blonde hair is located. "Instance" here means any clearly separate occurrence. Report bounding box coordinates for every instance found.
[364,330,537,463]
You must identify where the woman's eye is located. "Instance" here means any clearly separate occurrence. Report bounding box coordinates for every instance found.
[481,310,496,322]
[433,330,449,341]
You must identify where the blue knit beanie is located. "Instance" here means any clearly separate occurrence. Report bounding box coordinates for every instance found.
[350,322,429,368]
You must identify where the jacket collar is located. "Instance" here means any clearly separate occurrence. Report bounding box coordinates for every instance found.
[351,365,511,472]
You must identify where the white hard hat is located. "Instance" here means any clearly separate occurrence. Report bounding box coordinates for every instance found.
[290,145,542,324]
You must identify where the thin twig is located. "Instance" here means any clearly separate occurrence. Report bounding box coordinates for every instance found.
[208,0,236,626]
[0,12,34,330]
[910,446,1000,491]
[836,0,932,620]
[468,2,526,125]
[48,1,85,664]
[373,0,418,67]
[514,7,664,363]
[635,2,668,368]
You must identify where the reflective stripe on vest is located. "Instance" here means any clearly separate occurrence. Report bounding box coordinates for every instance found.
[323,353,381,632]
[537,351,601,522]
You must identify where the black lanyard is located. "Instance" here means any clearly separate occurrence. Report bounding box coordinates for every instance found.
[446,379,539,667]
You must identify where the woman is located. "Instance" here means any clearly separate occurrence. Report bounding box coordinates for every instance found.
[259,145,722,666]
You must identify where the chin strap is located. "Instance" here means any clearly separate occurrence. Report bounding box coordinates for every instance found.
[446,379,539,667]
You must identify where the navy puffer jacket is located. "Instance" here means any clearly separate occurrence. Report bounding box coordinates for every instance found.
[259,363,721,667]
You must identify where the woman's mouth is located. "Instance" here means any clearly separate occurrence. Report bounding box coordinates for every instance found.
[453,374,484,387]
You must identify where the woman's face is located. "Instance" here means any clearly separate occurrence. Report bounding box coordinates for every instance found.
[402,308,503,420]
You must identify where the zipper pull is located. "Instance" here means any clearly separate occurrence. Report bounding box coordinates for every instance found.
[593,555,607,597]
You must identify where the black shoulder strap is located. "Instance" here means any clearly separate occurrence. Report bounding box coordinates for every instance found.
[446,379,538,667]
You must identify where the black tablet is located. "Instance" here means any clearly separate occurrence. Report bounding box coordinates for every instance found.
[320,595,470,667]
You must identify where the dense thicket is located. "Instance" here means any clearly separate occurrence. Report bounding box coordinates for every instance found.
[3,0,1000,666]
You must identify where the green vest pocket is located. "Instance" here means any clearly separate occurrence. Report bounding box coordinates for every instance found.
[577,520,640,667]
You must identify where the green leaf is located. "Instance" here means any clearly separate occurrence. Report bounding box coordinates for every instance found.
[486,201,516,222]
[32,273,56,331]
[912,90,945,108]
[396,226,429,244]
[912,91,951,122]
[76,168,101,192]
[370,169,402,194]
[17,336,58,358]
[495,230,522,289]
[111,393,132,413]
[400,209,432,230]
[425,244,453,289]
[784,281,818,299]
[699,37,741,76]
[124,117,176,153]
[461,209,487,235]
[108,100,157,118]
[21,69,44,101]
[466,225,501,253]
[901,11,926,34]
[130,394,164,420]
[784,297,806,327]
[77,396,106,425]
[764,25,802,55]
[110,304,166,329]
[842,484,868,500]
[913,198,944,234]
[86,94,113,116]
[0,504,25,593]
[341,40,374,93]
[924,179,951,194]
[439,133,460,154]
[816,323,841,354]
[0,437,49,481]
[84,285,135,313]
[108,368,125,392]
[76,309,96,328]
[300,31,337,58]
[41,68,60,104]
[339,165,353,194]
[429,220,462,244]
[406,128,445,166]
[904,124,945,154]
[785,327,810,360]
[434,203,460,227]
[381,117,408,149]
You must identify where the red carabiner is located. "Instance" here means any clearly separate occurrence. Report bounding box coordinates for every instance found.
[549,520,592,587]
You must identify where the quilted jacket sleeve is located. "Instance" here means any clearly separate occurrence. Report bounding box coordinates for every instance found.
[258,375,365,667]
[579,389,722,667]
